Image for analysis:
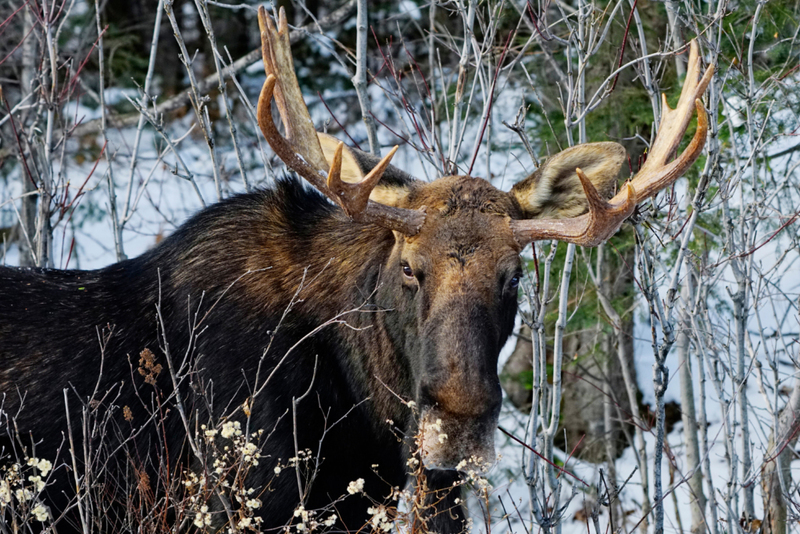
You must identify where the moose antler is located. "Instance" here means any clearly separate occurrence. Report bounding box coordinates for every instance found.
[257,7,426,235]
[510,40,714,247]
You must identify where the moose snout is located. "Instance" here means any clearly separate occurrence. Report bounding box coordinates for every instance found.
[413,300,504,471]
[415,367,502,472]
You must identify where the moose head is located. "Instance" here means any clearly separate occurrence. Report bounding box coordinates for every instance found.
[256,6,713,471]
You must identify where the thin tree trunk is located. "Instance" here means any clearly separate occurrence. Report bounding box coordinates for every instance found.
[18,5,37,267]
[603,345,623,529]
[678,282,706,534]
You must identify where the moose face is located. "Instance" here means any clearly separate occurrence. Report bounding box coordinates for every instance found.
[385,176,523,470]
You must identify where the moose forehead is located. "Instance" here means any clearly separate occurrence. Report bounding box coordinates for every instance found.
[399,175,523,264]
[406,175,520,218]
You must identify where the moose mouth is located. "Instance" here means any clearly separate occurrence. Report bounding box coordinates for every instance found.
[417,409,497,474]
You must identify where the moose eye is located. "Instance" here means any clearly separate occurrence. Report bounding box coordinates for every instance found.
[401,263,414,279]
[508,275,521,289]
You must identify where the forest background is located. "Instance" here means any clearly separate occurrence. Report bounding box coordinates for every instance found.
[1,0,799,533]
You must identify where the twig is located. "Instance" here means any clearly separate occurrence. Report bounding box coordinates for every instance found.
[351,0,379,156]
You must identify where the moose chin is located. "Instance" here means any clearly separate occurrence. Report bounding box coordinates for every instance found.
[0,6,712,533]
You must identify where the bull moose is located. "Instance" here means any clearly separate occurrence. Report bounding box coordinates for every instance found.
[0,7,712,533]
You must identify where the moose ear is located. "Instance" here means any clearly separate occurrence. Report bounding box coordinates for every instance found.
[510,142,627,219]
[318,133,418,208]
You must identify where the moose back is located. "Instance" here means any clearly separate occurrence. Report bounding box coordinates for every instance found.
[0,7,712,533]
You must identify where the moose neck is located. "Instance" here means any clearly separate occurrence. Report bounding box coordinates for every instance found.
[142,184,417,434]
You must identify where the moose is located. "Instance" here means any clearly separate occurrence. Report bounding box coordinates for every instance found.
[0,6,712,533]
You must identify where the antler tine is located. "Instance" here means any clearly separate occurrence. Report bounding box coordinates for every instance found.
[510,39,713,248]
[256,6,426,235]
[258,6,327,172]
[619,40,714,204]
[327,142,400,218]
